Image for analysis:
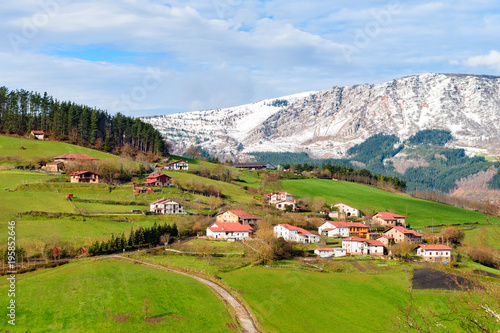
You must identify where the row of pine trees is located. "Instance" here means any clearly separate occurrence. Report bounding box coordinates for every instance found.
[0,87,165,155]
[88,223,178,255]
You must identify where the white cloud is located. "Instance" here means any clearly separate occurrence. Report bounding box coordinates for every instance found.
[465,50,500,72]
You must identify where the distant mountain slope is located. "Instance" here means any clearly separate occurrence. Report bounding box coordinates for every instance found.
[142,73,500,160]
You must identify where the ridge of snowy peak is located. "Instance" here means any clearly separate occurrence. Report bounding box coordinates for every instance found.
[141,73,500,160]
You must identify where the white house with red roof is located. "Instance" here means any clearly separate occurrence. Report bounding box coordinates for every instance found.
[275,200,298,212]
[342,237,386,256]
[332,203,361,217]
[416,244,452,263]
[383,226,422,244]
[216,210,260,225]
[150,199,183,214]
[314,247,346,258]
[30,130,47,140]
[70,171,100,183]
[206,222,253,240]
[274,224,320,244]
[318,221,369,238]
[373,212,406,227]
[163,160,189,170]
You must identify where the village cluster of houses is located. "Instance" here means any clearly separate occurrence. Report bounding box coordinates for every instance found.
[200,202,451,263]
[37,149,450,263]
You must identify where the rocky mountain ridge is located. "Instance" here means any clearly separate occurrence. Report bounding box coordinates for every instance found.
[142,73,500,160]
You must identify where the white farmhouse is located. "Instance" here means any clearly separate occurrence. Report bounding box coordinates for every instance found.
[416,244,451,263]
[266,192,294,204]
[206,222,253,241]
[275,200,298,212]
[314,248,346,258]
[342,237,385,256]
[318,221,350,238]
[332,203,361,217]
[164,160,189,170]
[150,199,183,214]
[274,224,320,244]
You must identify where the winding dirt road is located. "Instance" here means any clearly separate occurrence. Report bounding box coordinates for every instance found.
[114,255,260,333]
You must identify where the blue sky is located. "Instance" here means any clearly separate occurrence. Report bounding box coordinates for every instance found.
[1,0,499,116]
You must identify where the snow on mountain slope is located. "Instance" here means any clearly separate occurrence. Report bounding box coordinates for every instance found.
[142,73,500,160]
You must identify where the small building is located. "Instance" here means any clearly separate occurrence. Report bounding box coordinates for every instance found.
[265,192,294,204]
[342,237,385,256]
[54,153,99,164]
[163,160,189,170]
[134,187,154,194]
[376,235,394,247]
[314,248,346,258]
[227,162,276,170]
[373,212,406,227]
[70,171,100,183]
[383,226,422,244]
[42,161,64,172]
[216,210,260,226]
[318,221,368,238]
[30,130,47,140]
[275,200,298,212]
[149,199,183,214]
[416,244,451,263]
[144,173,171,187]
[273,224,320,244]
[206,222,253,240]
[332,203,361,217]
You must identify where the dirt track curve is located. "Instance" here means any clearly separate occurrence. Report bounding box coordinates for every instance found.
[114,255,260,333]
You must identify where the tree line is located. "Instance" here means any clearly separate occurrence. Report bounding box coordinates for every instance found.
[88,222,178,255]
[0,87,166,155]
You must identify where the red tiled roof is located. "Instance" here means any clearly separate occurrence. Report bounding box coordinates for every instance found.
[365,239,385,247]
[31,130,45,134]
[150,198,179,205]
[277,223,315,235]
[228,210,260,219]
[377,235,394,240]
[207,222,253,232]
[70,170,99,176]
[342,236,367,242]
[416,244,451,251]
[384,226,422,237]
[147,173,170,180]
[54,153,98,160]
[375,212,406,220]
[323,221,368,228]
[333,202,359,210]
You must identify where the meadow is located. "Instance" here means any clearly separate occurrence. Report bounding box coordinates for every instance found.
[0,134,116,163]
[0,259,238,332]
[283,179,500,229]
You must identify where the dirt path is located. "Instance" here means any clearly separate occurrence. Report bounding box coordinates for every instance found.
[114,255,260,333]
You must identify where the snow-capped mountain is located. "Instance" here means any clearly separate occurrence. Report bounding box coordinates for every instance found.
[142,73,500,160]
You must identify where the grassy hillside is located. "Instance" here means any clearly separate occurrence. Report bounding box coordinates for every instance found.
[0,134,116,163]
[222,265,452,333]
[283,179,500,229]
[0,259,237,332]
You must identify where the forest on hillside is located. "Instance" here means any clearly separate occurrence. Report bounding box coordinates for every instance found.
[0,87,166,155]
[251,130,498,193]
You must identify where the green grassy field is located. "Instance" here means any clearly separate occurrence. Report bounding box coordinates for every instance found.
[0,134,116,163]
[0,170,57,188]
[221,265,451,333]
[283,179,500,229]
[0,259,237,332]
[463,226,500,251]
[13,214,181,248]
